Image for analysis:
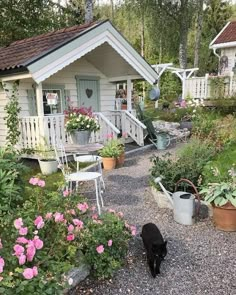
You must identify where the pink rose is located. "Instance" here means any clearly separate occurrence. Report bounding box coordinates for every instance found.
[63,190,70,197]
[96,245,104,254]
[54,212,64,222]
[0,239,3,249]
[45,212,53,219]
[29,177,39,186]
[33,237,43,250]
[23,268,34,280]
[38,180,45,187]
[14,218,23,229]
[108,209,116,214]
[18,254,26,265]
[67,234,75,241]
[34,216,44,229]
[0,257,5,273]
[68,224,74,232]
[72,219,83,229]
[16,237,28,244]
[77,202,89,213]
[26,242,36,262]
[13,244,24,257]
[19,227,28,236]
[69,209,76,215]
[117,212,124,218]
[32,266,38,277]
[108,240,113,247]
[92,214,98,220]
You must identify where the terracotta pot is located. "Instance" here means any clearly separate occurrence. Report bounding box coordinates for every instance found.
[121,104,127,110]
[212,202,236,232]
[102,157,116,170]
[116,152,125,168]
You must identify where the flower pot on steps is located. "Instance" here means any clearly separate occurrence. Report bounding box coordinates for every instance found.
[102,157,116,170]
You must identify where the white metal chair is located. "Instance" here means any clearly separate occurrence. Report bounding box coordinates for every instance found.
[54,144,104,215]
[73,154,105,191]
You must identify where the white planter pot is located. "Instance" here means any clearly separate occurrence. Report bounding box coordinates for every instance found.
[70,130,91,145]
[38,159,58,175]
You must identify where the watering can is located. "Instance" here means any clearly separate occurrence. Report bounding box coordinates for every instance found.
[156,133,171,150]
[154,177,200,226]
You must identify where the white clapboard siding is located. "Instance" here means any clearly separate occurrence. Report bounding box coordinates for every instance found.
[0,89,8,147]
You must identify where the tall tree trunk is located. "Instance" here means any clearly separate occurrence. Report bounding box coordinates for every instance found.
[194,0,204,69]
[140,10,145,57]
[85,0,93,24]
[179,1,189,69]
[110,0,114,21]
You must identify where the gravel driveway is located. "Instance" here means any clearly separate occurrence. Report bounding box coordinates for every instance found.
[74,145,236,295]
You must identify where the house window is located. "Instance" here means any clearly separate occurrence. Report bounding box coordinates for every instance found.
[43,89,63,115]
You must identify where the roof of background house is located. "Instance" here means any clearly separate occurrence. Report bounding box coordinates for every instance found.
[212,21,236,45]
[0,21,103,73]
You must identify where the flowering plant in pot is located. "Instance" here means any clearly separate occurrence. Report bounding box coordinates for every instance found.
[98,138,123,170]
[200,167,236,231]
[64,104,100,145]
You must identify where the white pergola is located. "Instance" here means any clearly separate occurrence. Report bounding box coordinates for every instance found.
[152,64,199,100]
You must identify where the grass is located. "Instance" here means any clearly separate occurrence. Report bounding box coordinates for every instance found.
[21,158,89,192]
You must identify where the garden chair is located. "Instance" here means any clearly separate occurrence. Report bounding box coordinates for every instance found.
[73,154,105,192]
[54,143,104,215]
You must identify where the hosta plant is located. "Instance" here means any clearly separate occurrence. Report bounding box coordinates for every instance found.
[200,167,236,207]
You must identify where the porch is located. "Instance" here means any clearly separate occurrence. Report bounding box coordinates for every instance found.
[18,110,147,152]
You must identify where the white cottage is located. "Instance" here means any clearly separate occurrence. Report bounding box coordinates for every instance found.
[0,20,158,150]
[185,21,236,100]
[209,21,236,75]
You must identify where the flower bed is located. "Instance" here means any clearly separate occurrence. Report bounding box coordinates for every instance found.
[0,149,135,294]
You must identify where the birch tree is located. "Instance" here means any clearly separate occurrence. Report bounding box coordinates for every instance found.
[85,0,93,23]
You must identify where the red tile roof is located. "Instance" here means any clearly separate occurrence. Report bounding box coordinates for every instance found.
[0,21,103,72]
[213,21,236,45]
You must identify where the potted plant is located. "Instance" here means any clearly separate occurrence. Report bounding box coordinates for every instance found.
[200,167,236,231]
[98,138,123,170]
[37,141,58,175]
[121,99,127,110]
[64,106,100,145]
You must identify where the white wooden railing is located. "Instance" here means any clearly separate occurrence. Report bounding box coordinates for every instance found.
[19,115,66,149]
[19,110,145,150]
[92,112,120,143]
[104,110,146,146]
[185,72,236,99]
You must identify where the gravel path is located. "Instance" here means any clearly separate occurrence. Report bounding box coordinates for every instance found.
[74,145,236,295]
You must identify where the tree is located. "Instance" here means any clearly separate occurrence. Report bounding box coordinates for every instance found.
[194,0,204,68]
[85,0,93,23]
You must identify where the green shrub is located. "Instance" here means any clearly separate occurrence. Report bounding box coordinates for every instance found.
[202,143,236,184]
[0,148,27,214]
[150,138,216,191]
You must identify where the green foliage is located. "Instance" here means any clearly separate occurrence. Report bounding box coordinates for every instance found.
[150,138,216,192]
[98,139,123,158]
[202,144,236,184]
[200,170,236,207]
[0,148,26,215]
[159,72,182,102]
[3,81,21,146]
[209,76,225,98]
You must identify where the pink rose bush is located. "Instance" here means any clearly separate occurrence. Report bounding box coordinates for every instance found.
[0,176,132,292]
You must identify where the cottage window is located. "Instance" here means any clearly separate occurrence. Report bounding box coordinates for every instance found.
[43,89,62,115]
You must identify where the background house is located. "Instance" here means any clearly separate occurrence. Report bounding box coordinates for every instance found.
[186,21,236,100]
[0,20,158,151]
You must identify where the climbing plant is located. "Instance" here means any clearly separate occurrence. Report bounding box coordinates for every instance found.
[4,81,21,146]
[209,76,225,99]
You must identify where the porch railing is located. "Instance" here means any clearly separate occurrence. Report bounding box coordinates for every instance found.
[185,72,236,99]
[19,115,66,149]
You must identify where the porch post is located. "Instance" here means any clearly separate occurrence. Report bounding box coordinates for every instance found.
[35,83,45,144]
[36,83,44,116]
[127,78,132,111]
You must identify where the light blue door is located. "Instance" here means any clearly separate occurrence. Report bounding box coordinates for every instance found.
[77,77,100,111]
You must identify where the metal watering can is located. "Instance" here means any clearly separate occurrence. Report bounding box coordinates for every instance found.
[154,177,201,226]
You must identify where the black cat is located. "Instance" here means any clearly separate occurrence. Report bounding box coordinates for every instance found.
[141,223,167,278]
